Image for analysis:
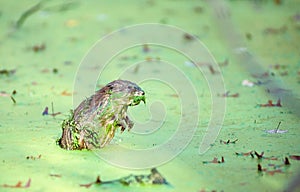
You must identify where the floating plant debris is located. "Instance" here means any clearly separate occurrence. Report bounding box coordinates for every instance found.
[145,56,161,62]
[218,58,229,67]
[53,68,58,74]
[267,163,284,169]
[0,90,17,104]
[265,121,288,134]
[254,80,270,86]
[26,154,41,160]
[257,164,264,172]
[1,178,31,188]
[80,181,94,188]
[289,155,300,160]
[220,139,238,144]
[41,68,50,73]
[119,55,138,61]
[246,32,252,40]
[183,33,195,41]
[203,157,225,164]
[208,65,217,74]
[263,25,287,35]
[263,156,279,161]
[284,157,291,165]
[235,151,253,157]
[266,169,284,176]
[254,151,264,159]
[269,64,289,76]
[50,112,61,117]
[219,91,239,98]
[32,43,46,52]
[236,151,278,160]
[49,174,62,178]
[61,90,72,96]
[142,44,150,53]
[10,96,16,104]
[80,176,101,188]
[11,90,17,104]
[79,168,169,188]
[251,72,269,78]
[50,102,61,117]
[0,91,10,97]
[0,69,16,76]
[169,93,179,98]
[257,164,284,176]
[64,60,73,65]
[257,99,282,107]
[270,64,287,70]
[253,151,278,160]
[42,107,49,115]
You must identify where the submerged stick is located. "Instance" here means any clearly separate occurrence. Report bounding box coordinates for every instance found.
[51,102,54,117]
[274,121,282,133]
[10,96,16,104]
[14,1,78,29]
[15,1,44,29]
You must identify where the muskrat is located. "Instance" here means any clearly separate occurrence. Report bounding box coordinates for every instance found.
[58,80,146,150]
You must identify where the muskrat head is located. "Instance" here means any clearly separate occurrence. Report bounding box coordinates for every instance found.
[106,80,146,106]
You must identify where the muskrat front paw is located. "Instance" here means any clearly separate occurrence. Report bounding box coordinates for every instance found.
[125,116,134,130]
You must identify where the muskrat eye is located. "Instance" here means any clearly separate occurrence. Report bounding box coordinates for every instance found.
[107,84,114,89]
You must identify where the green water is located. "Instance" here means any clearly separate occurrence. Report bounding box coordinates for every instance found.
[1,0,300,191]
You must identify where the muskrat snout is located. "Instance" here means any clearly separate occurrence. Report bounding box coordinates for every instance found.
[131,89,146,106]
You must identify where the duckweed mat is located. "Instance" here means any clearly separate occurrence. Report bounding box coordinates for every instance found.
[1,1,300,191]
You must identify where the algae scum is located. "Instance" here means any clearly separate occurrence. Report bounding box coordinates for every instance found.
[1,0,300,191]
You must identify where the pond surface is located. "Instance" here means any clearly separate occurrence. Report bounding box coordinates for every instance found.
[0,1,300,191]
